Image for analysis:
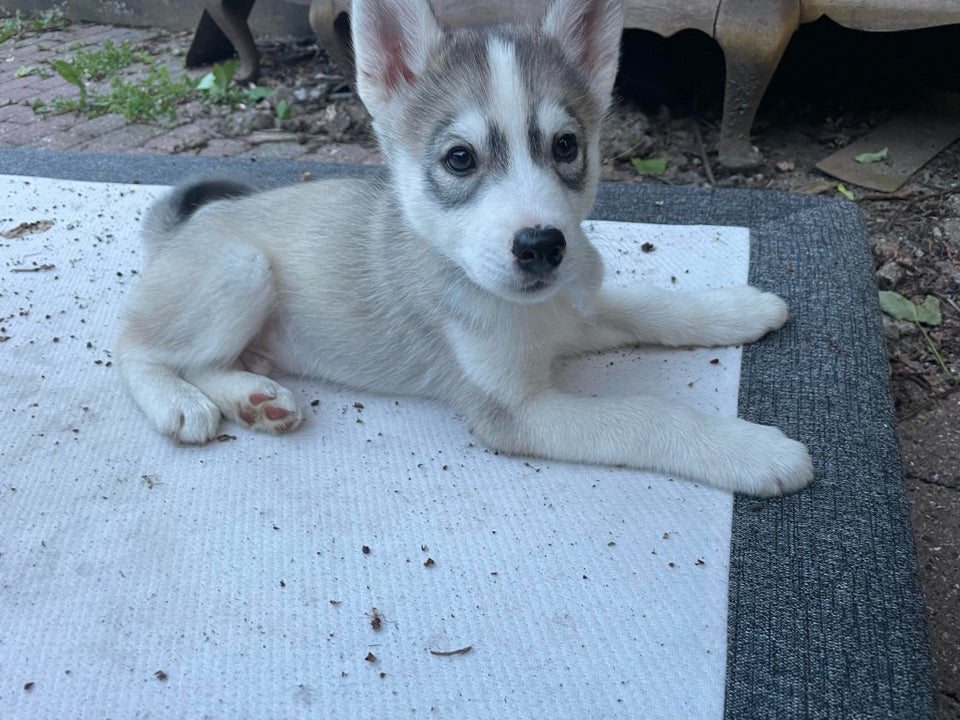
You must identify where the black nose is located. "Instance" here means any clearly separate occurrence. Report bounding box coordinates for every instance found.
[512,226,566,276]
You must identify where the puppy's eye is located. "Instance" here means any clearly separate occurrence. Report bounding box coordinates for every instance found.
[444,146,477,175]
[552,133,578,163]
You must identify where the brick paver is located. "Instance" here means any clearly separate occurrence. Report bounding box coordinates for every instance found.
[194,136,254,157]
[142,122,214,154]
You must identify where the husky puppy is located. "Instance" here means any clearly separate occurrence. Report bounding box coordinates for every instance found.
[117,0,813,496]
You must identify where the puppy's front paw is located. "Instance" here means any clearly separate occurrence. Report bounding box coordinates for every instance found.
[740,287,789,341]
[149,386,222,445]
[706,286,789,346]
[724,423,813,497]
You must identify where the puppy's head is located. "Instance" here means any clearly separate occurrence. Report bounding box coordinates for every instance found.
[352,0,622,303]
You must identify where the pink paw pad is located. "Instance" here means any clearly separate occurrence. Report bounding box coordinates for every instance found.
[249,393,290,421]
[236,391,301,433]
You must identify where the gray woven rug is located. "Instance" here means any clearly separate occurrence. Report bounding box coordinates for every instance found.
[0,148,934,719]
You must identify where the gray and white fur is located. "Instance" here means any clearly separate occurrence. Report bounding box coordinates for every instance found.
[117,0,813,496]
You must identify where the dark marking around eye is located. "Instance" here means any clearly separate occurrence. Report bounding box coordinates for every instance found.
[527,118,545,166]
[487,123,508,176]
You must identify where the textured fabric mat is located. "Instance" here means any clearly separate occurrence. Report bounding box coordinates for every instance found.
[0,150,935,719]
[2,175,746,719]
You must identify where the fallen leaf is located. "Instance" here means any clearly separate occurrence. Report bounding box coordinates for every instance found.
[879,291,942,326]
[775,160,796,172]
[630,156,668,175]
[836,183,855,200]
[854,147,888,164]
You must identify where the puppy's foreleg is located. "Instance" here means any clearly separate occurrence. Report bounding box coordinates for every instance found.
[470,391,812,497]
[572,285,790,352]
[118,347,222,443]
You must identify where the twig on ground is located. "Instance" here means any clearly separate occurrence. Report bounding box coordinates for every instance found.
[692,122,715,186]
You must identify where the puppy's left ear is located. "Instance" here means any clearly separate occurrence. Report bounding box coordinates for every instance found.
[542,0,622,110]
[351,0,444,119]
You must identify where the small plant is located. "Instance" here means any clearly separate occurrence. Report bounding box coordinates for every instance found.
[33,43,277,124]
[37,63,197,121]
[0,8,67,43]
[0,10,27,43]
[15,65,49,78]
[71,39,136,81]
[50,58,88,110]
[106,65,197,121]
[197,59,272,106]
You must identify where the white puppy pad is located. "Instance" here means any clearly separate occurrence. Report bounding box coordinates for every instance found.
[0,176,750,719]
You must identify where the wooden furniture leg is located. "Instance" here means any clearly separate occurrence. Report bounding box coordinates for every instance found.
[714,0,799,169]
[186,0,260,83]
[309,0,354,73]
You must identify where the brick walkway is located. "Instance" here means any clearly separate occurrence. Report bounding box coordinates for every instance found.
[0,21,381,164]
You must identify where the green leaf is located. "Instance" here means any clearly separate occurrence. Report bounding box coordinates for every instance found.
[915,295,942,326]
[854,147,888,164]
[275,98,291,120]
[212,59,235,89]
[15,65,43,78]
[879,291,943,326]
[879,291,918,322]
[52,59,83,89]
[246,86,272,102]
[196,72,217,91]
[836,183,854,200]
[631,156,668,175]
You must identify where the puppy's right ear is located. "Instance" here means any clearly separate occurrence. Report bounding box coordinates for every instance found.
[351,0,443,119]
